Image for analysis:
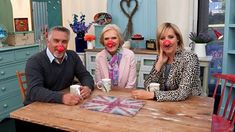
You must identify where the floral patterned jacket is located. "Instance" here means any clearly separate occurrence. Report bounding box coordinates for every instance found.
[144,49,202,101]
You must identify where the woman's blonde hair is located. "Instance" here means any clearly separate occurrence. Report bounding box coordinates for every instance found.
[156,23,184,53]
[99,24,124,46]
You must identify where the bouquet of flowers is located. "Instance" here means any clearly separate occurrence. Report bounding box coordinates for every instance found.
[69,14,93,34]
[84,34,96,42]
[84,34,96,49]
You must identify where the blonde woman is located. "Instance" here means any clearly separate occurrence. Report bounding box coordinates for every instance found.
[132,23,202,101]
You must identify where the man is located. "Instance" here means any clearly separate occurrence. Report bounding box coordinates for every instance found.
[24,26,94,106]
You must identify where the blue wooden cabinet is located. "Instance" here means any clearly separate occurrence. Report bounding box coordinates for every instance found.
[222,0,235,113]
[0,44,39,121]
[223,0,235,75]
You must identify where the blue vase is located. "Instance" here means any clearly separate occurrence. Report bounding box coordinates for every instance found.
[75,32,87,52]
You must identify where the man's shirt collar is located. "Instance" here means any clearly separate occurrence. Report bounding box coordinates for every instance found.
[46,48,67,64]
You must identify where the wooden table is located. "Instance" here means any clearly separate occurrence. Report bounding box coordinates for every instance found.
[10,88,214,132]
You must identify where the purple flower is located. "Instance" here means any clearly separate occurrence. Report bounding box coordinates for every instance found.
[70,14,93,34]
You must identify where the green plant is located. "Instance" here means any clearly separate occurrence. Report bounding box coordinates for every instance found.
[189,31,213,43]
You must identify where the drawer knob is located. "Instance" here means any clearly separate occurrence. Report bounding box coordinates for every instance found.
[1,87,6,91]
[0,71,5,75]
[0,57,2,61]
[3,104,8,108]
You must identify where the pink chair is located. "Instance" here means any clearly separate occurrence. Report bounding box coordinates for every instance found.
[211,73,235,132]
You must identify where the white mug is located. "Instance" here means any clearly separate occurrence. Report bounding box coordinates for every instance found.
[96,78,111,92]
[147,83,160,92]
[70,84,81,95]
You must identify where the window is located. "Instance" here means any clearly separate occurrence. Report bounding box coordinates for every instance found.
[207,0,225,85]
[208,0,225,39]
[197,0,225,33]
[209,0,225,25]
[197,0,226,86]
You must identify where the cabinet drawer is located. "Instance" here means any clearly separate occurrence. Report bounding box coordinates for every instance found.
[0,91,23,116]
[85,52,97,66]
[15,47,38,60]
[137,71,150,88]
[0,62,25,80]
[0,78,18,97]
[139,55,156,71]
[0,51,15,64]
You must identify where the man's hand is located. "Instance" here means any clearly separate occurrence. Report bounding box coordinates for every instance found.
[62,93,83,106]
[80,86,92,99]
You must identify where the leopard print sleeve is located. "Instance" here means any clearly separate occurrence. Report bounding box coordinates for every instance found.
[154,51,201,101]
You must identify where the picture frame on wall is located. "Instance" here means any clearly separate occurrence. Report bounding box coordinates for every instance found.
[14,18,29,32]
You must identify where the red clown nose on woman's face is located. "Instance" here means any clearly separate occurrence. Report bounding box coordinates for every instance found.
[163,40,172,46]
[107,40,115,48]
[57,45,65,53]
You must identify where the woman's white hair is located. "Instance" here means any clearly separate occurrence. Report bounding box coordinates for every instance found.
[99,24,124,46]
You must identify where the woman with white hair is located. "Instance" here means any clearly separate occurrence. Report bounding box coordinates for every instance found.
[95,24,137,88]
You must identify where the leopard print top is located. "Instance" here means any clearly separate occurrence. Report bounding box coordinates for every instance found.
[144,49,202,101]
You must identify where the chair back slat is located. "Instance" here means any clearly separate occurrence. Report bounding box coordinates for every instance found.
[223,82,234,117]
[16,71,26,101]
[212,77,220,98]
[217,79,227,115]
[228,99,235,124]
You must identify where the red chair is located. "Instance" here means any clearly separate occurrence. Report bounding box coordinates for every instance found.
[211,73,235,132]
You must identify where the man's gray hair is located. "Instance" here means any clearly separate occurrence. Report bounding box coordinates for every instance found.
[48,26,70,40]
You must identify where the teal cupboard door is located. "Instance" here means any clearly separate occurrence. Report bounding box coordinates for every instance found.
[0,0,14,32]
[46,0,62,28]
[32,0,62,28]
[32,0,62,40]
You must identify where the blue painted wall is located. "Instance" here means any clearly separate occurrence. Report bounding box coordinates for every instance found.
[93,0,157,48]
[107,0,157,40]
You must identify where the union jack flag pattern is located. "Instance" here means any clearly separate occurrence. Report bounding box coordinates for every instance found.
[80,95,145,117]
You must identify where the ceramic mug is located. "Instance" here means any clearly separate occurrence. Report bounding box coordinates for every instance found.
[147,83,160,92]
[97,78,111,92]
[70,84,81,95]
